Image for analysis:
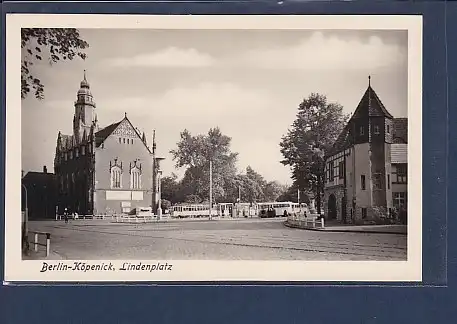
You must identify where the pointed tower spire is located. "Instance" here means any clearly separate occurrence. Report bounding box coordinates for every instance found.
[368,75,371,87]
[84,69,87,81]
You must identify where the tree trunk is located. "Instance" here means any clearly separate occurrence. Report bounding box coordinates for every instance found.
[316,173,322,215]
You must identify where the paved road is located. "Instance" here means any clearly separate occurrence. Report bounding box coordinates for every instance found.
[27,218,407,261]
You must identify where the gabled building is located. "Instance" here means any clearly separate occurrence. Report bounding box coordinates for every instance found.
[323,77,408,224]
[54,72,163,215]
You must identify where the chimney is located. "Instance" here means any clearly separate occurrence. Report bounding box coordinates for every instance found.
[43,165,47,174]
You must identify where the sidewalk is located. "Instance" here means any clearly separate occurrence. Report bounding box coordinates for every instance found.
[284,220,407,235]
[22,249,66,260]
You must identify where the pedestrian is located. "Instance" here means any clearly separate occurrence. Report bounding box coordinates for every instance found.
[64,208,68,224]
[74,211,79,220]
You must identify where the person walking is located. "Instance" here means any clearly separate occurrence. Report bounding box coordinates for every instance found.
[64,208,68,224]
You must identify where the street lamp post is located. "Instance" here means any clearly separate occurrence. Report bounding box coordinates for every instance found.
[157,170,163,219]
[209,160,213,220]
[22,183,29,252]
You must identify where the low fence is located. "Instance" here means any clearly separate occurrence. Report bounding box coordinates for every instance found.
[28,230,51,257]
[287,214,325,229]
[114,215,164,223]
[56,214,121,221]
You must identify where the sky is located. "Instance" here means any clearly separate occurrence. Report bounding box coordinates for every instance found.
[21,29,408,185]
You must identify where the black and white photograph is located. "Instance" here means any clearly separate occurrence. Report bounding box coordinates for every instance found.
[5,15,422,282]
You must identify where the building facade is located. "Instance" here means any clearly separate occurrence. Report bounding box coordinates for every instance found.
[323,77,408,224]
[54,72,162,215]
[22,166,57,220]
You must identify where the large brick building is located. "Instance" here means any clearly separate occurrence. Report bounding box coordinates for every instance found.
[323,77,408,224]
[54,72,163,215]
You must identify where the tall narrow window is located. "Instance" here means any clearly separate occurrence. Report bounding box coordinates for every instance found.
[361,175,366,190]
[110,166,122,189]
[360,126,364,135]
[373,173,382,190]
[119,138,122,144]
[387,174,391,189]
[328,162,334,181]
[338,161,344,179]
[130,167,142,189]
[387,125,391,134]
[362,208,367,219]
[395,164,407,184]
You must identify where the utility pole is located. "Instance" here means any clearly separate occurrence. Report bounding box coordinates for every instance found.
[209,160,213,220]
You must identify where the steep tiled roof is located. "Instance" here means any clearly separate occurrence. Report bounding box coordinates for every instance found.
[391,143,407,164]
[23,171,56,184]
[95,121,121,147]
[352,85,394,119]
[393,118,408,143]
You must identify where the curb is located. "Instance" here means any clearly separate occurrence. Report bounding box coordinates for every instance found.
[283,221,407,235]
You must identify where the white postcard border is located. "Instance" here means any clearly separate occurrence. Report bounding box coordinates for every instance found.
[4,14,422,282]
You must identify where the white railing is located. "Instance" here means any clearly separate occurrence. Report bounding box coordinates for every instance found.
[28,231,51,257]
[287,213,325,229]
[114,215,163,223]
[55,214,120,221]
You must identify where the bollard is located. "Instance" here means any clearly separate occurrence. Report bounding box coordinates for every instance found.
[46,233,51,257]
[34,233,38,252]
[321,217,325,228]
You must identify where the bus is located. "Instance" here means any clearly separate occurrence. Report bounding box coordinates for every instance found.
[257,201,305,218]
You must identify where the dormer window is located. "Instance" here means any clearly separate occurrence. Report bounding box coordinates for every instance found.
[387,125,390,134]
[359,126,364,135]
[374,125,380,135]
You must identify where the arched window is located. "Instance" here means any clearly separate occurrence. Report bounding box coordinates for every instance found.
[110,165,122,189]
[130,166,142,189]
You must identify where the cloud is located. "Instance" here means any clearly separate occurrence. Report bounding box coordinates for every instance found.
[103,32,404,72]
[105,47,216,68]
[229,32,405,71]
[97,82,273,119]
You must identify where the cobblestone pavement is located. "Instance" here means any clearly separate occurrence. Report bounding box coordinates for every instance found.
[27,218,407,260]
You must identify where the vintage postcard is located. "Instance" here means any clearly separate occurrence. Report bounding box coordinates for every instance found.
[5,14,422,282]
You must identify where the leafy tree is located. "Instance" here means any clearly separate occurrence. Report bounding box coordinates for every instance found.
[160,199,172,211]
[170,128,238,203]
[21,28,89,100]
[184,194,201,204]
[280,93,348,213]
[161,173,180,204]
[277,183,311,204]
[263,181,284,202]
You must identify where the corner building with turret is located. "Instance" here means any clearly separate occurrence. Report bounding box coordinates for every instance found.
[323,77,408,224]
[54,72,163,215]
